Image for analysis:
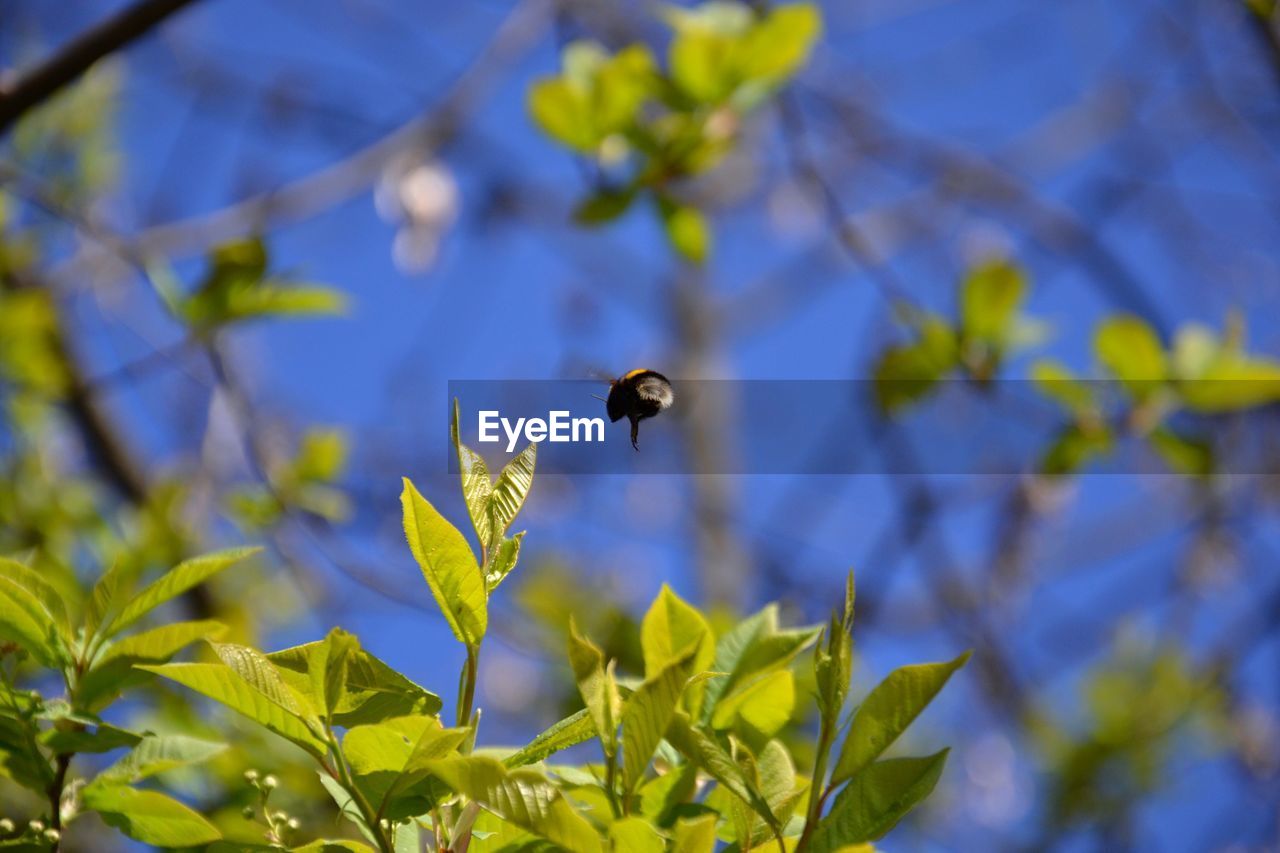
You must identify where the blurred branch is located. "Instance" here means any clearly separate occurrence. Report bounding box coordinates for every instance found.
[0,0,204,135]
[51,0,555,289]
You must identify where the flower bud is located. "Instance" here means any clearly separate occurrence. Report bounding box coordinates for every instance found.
[261,774,278,790]
[286,818,300,831]
[43,829,61,844]
[244,769,260,783]
[0,818,14,833]
[241,806,255,820]
[28,820,45,832]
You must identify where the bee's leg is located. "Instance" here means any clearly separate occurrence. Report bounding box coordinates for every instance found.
[630,416,640,450]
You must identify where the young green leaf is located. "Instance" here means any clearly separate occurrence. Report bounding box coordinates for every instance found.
[0,557,70,637]
[108,547,260,636]
[424,755,603,853]
[95,734,227,784]
[268,639,442,727]
[503,708,597,769]
[485,532,524,591]
[622,650,695,792]
[640,584,714,678]
[830,652,969,787]
[0,573,67,667]
[659,201,710,265]
[400,478,487,646]
[138,662,328,757]
[809,750,949,850]
[453,398,493,546]
[672,813,718,853]
[665,712,777,831]
[82,784,222,847]
[488,443,537,544]
[1095,314,1166,396]
[609,817,665,853]
[960,260,1026,349]
[710,669,795,743]
[568,622,621,756]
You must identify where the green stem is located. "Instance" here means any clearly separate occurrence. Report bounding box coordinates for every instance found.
[603,750,621,818]
[326,728,393,853]
[796,715,836,853]
[456,644,480,732]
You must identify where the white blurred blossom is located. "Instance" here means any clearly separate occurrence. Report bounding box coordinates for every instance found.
[376,156,459,274]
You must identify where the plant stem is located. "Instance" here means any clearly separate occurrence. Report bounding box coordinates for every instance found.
[796,714,836,853]
[456,643,480,731]
[47,752,70,850]
[326,728,393,853]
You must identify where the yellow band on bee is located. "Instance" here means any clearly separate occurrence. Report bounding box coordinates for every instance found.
[622,368,652,380]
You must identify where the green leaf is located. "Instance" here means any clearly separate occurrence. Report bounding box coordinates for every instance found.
[138,662,327,756]
[488,443,537,544]
[1095,314,1166,395]
[710,669,794,743]
[95,734,227,784]
[99,620,228,664]
[425,756,603,853]
[567,622,621,756]
[1149,427,1213,477]
[809,751,949,849]
[0,574,65,667]
[1039,423,1113,477]
[672,814,718,853]
[640,585,714,678]
[665,712,776,830]
[830,652,968,786]
[108,547,260,636]
[1180,356,1280,412]
[873,316,959,413]
[82,784,221,847]
[529,79,596,151]
[290,842,377,853]
[212,642,321,725]
[80,620,229,710]
[702,604,820,723]
[609,817,664,853]
[400,478,487,646]
[1031,360,1094,414]
[622,651,694,792]
[960,260,1026,348]
[485,532,524,591]
[573,188,636,225]
[268,640,441,728]
[659,201,710,265]
[503,708,597,769]
[814,573,855,724]
[740,4,823,84]
[304,628,359,721]
[453,398,494,547]
[41,722,141,754]
[0,557,70,637]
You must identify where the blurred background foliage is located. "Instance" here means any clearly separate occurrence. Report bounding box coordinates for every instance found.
[2,0,1280,849]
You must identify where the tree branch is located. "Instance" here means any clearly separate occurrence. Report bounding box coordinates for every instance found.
[0,0,204,136]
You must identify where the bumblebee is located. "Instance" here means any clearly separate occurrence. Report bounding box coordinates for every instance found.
[605,369,674,450]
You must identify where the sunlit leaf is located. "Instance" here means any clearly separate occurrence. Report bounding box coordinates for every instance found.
[138,662,327,757]
[831,652,968,786]
[83,784,221,847]
[425,755,603,852]
[108,547,260,636]
[401,478,487,646]
[622,651,694,792]
[810,751,949,849]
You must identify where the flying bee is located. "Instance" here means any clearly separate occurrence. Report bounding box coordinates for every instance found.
[599,369,674,450]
